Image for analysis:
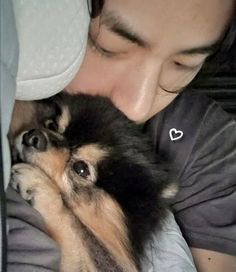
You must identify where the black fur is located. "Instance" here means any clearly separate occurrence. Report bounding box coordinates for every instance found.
[36,93,173,268]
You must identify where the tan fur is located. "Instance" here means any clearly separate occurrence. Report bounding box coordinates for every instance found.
[70,191,137,272]
[11,163,96,272]
[74,144,109,166]
[16,141,137,271]
[73,144,110,183]
[39,146,136,270]
[25,147,70,184]
[161,183,179,199]
[57,105,71,134]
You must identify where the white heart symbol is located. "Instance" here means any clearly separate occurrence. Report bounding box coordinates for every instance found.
[169,128,184,141]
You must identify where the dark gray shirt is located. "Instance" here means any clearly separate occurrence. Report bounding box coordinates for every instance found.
[147,92,236,256]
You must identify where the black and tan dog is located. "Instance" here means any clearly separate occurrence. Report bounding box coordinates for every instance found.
[9,93,177,272]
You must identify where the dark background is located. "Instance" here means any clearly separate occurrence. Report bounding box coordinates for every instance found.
[191,40,236,119]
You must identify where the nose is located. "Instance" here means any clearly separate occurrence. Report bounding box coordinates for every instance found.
[111,58,161,122]
[22,129,47,151]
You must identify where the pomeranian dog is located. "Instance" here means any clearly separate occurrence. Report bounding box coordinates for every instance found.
[9,93,177,272]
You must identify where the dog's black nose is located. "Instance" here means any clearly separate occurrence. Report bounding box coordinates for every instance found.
[22,129,47,151]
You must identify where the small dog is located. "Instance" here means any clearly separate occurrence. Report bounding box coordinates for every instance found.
[9,93,177,272]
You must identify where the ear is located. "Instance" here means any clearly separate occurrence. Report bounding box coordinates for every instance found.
[97,157,171,209]
[9,100,37,139]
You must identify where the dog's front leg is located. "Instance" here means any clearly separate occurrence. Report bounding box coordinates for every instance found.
[11,163,96,272]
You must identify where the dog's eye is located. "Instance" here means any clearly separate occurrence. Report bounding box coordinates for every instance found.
[44,120,58,132]
[73,161,90,179]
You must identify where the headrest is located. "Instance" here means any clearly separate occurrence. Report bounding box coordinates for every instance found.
[13,0,90,100]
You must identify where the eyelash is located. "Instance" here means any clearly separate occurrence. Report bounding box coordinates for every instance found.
[160,85,183,94]
[88,33,117,58]
[174,61,202,71]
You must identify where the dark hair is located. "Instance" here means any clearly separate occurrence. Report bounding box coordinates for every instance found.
[89,0,236,82]
[89,0,104,18]
[188,3,236,90]
[199,3,236,74]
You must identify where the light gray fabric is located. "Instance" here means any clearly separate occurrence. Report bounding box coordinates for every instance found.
[0,0,18,190]
[13,0,90,101]
[142,211,197,272]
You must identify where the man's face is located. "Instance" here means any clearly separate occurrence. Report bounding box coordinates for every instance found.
[66,0,233,123]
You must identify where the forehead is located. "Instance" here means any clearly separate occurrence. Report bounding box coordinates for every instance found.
[103,0,233,54]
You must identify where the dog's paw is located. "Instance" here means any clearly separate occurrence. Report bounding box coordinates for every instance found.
[11,163,50,204]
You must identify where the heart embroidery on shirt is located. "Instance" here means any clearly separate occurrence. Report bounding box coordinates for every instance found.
[169,128,184,141]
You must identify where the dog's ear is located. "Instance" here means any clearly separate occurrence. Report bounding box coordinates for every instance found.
[9,100,37,139]
[97,157,171,207]
[9,93,64,140]
[37,93,71,134]
[37,94,63,121]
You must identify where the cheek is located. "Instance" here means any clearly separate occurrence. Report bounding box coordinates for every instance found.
[142,91,178,123]
[160,64,202,92]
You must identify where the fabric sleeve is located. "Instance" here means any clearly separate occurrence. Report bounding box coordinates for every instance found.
[7,187,60,272]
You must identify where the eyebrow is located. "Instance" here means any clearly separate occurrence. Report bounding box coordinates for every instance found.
[179,42,220,56]
[100,11,148,48]
[100,10,220,56]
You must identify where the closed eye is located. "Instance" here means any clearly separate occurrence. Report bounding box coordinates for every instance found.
[88,33,118,58]
[159,85,184,94]
[174,61,202,71]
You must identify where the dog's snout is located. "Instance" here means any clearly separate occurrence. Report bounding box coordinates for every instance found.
[22,129,47,151]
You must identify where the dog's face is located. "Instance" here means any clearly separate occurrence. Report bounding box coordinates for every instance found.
[12,93,164,197]
[12,95,116,197]
[15,129,110,197]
